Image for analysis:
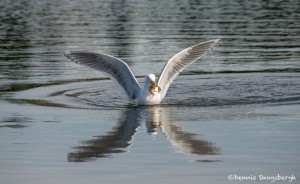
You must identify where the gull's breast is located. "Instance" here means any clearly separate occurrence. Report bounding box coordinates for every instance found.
[137,90,162,105]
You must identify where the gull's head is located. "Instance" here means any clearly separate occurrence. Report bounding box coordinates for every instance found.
[145,73,156,84]
[145,74,161,96]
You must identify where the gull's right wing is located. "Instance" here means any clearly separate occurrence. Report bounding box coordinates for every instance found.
[64,52,142,99]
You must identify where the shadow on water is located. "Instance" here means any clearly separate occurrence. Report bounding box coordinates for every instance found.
[68,106,221,162]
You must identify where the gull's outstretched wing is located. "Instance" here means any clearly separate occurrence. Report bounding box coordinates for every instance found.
[64,52,141,99]
[157,39,220,99]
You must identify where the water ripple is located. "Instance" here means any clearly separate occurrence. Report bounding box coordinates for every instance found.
[1,73,299,110]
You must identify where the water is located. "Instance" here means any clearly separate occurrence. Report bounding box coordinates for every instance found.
[0,0,300,183]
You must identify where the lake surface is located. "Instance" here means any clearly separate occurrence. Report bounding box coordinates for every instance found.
[0,0,299,183]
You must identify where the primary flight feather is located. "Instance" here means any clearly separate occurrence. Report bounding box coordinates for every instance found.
[64,39,220,105]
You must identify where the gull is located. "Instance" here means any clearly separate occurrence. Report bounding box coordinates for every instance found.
[64,39,220,105]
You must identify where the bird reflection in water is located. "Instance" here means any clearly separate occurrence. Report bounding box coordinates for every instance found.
[68,106,220,162]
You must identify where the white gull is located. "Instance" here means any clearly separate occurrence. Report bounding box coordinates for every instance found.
[64,39,220,105]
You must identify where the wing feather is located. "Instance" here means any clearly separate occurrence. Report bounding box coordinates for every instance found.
[157,39,220,99]
[64,52,141,99]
